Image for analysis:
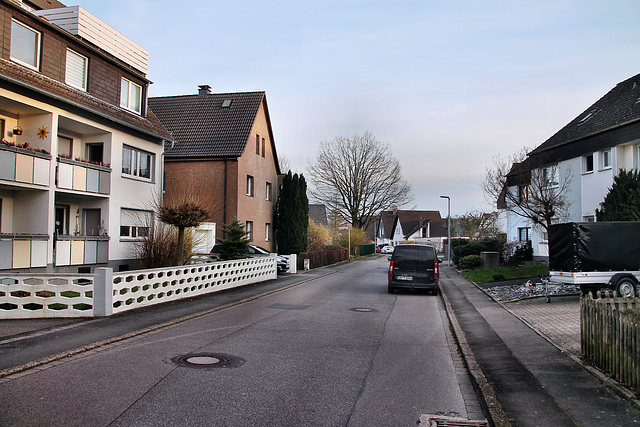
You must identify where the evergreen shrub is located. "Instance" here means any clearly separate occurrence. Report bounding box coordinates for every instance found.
[458,255,482,270]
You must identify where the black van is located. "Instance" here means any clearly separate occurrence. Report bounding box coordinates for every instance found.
[387,244,439,294]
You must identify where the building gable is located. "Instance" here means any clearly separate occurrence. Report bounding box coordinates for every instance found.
[149,89,277,163]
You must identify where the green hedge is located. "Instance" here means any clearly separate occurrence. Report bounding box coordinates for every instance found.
[452,238,503,265]
[298,248,349,269]
[458,255,482,269]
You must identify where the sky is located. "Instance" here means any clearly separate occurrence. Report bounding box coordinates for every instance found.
[74,0,640,216]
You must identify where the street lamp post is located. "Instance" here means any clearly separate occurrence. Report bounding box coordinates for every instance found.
[440,195,451,266]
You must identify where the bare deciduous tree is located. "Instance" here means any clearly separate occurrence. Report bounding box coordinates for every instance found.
[455,211,501,239]
[482,147,572,234]
[155,193,221,265]
[307,131,413,229]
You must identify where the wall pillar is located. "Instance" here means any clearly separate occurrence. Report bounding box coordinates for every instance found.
[94,267,113,316]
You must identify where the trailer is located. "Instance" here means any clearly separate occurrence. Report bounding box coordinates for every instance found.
[549,222,640,298]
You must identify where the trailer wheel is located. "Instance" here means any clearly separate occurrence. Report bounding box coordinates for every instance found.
[614,277,637,298]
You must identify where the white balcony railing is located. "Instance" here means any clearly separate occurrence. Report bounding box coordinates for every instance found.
[56,157,111,194]
[0,144,51,186]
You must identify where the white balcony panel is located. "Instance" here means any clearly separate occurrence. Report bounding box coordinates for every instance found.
[56,240,71,266]
[31,240,48,267]
[34,7,149,74]
[33,157,50,186]
[58,162,73,189]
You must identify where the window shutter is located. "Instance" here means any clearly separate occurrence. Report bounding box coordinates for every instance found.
[66,49,87,90]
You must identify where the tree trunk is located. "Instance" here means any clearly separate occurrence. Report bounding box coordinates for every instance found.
[177,226,185,265]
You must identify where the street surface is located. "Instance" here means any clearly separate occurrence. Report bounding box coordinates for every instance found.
[0,257,481,426]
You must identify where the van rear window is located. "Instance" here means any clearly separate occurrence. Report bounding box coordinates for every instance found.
[393,246,433,263]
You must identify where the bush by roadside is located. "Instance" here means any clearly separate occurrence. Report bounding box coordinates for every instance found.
[297,247,349,270]
[451,238,503,265]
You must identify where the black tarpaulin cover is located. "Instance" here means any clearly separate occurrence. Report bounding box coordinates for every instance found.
[549,222,640,272]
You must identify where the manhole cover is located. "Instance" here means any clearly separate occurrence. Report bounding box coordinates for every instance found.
[349,307,377,312]
[171,353,245,369]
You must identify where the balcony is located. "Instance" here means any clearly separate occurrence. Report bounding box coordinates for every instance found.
[0,234,49,269]
[55,235,109,267]
[56,157,111,195]
[0,143,51,187]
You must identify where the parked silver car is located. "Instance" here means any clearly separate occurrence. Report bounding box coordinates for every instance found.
[210,244,289,273]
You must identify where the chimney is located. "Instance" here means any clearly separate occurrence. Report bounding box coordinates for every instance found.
[198,85,211,96]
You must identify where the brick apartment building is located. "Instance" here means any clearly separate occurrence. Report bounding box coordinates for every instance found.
[149,87,281,251]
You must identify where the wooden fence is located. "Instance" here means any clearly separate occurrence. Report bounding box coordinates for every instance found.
[581,292,640,393]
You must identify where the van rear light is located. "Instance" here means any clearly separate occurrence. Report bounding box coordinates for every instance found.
[434,261,438,279]
[389,260,394,280]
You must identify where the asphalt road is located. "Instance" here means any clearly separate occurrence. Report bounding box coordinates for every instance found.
[0,257,481,426]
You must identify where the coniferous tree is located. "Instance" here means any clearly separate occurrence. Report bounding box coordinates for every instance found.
[596,170,640,221]
[276,171,309,254]
[218,220,250,260]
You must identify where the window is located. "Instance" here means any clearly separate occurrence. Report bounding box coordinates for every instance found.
[583,215,595,222]
[246,221,253,241]
[10,20,41,70]
[262,137,266,157]
[66,49,88,90]
[122,146,154,181]
[421,225,428,238]
[600,149,611,170]
[583,153,594,173]
[265,223,271,241]
[120,78,142,114]
[246,175,254,196]
[256,134,260,155]
[518,227,531,242]
[266,182,272,201]
[542,166,559,188]
[518,185,530,203]
[120,209,152,240]
[86,143,103,164]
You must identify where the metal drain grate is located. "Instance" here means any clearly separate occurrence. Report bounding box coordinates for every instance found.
[171,353,245,369]
[419,414,487,427]
[349,307,378,313]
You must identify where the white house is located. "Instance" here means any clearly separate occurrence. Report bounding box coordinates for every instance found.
[0,0,171,272]
[503,72,640,258]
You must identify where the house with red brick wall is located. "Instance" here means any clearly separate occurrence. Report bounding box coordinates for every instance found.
[148,87,281,251]
[0,0,171,272]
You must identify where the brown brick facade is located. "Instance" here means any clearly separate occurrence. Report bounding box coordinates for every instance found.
[1,3,147,111]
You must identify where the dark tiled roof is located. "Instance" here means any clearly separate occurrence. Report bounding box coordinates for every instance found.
[26,0,67,9]
[0,58,171,141]
[309,204,328,226]
[531,72,640,155]
[148,92,267,158]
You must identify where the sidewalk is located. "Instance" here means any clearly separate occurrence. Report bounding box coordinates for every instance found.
[439,265,640,427]
[504,295,581,356]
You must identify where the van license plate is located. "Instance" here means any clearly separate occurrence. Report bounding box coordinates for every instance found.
[396,275,412,281]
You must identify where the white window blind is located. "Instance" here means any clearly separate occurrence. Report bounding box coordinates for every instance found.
[66,49,87,90]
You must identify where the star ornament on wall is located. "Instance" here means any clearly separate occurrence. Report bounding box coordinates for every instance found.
[38,126,49,139]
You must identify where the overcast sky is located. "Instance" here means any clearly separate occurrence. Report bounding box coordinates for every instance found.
[75,0,640,216]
